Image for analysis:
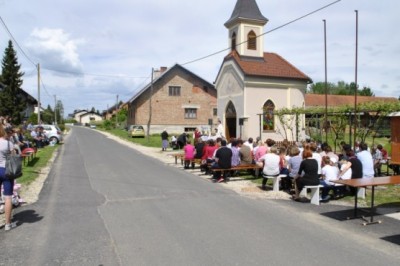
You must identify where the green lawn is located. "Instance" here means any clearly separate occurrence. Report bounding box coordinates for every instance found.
[18,145,59,185]
[99,128,163,148]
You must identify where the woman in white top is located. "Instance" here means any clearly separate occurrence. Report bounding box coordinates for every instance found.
[0,124,17,231]
[319,156,339,201]
[258,146,281,190]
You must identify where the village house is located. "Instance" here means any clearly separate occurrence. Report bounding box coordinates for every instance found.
[70,109,103,125]
[127,64,217,135]
[215,0,312,141]
[305,94,398,139]
[0,82,38,120]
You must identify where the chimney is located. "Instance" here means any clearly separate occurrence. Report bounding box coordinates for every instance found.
[153,66,168,79]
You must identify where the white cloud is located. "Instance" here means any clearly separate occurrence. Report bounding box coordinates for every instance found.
[25,28,84,74]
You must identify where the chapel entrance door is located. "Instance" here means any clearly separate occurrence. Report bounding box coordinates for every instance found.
[225,101,237,140]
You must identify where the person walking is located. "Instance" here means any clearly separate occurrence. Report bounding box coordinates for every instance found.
[161,129,169,151]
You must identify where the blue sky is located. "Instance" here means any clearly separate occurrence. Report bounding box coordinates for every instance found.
[1,0,399,116]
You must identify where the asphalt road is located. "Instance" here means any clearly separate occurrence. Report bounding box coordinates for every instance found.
[1,126,399,265]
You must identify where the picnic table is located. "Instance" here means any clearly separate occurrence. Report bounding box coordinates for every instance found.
[332,176,400,225]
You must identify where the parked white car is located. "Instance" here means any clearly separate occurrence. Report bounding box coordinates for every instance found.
[34,124,63,144]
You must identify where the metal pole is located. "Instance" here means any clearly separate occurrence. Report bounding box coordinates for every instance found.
[147,68,154,140]
[353,10,358,150]
[37,63,41,124]
[54,95,57,125]
[259,114,262,140]
[116,95,119,128]
[323,19,328,143]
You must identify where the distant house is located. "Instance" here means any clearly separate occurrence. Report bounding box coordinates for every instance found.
[102,102,125,121]
[0,83,37,119]
[305,94,398,138]
[305,94,398,108]
[73,110,88,122]
[70,109,103,124]
[127,64,217,134]
[79,112,103,125]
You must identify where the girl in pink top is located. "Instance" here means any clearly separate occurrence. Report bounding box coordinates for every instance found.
[254,141,267,162]
[184,140,195,169]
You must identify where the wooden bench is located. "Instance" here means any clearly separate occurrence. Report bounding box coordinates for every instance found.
[211,164,263,178]
[300,185,324,205]
[21,147,37,165]
[171,153,184,164]
[170,154,203,168]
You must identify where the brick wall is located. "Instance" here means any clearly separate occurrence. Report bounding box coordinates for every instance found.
[128,66,217,133]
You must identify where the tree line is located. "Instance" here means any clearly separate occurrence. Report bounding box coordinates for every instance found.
[308,81,375,96]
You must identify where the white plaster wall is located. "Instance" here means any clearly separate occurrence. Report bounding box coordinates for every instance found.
[244,79,307,141]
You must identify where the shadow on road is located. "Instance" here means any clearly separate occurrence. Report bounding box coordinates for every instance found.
[13,209,43,225]
[381,234,400,245]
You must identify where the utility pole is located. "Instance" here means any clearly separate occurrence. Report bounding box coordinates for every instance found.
[147,68,154,140]
[353,10,359,150]
[116,95,119,128]
[323,19,328,143]
[54,95,57,125]
[37,63,41,124]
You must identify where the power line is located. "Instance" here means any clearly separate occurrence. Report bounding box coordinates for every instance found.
[0,16,37,67]
[181,0,342,66]
[42,66,149,79]
[39,77,52,98]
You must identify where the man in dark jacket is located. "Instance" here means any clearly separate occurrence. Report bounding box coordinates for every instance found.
[211,139,232,183]
[177,133,188,149]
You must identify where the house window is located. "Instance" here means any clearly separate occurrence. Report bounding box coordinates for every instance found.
[213,108,217,116]
[169,86,181,96]
[247,31,257,50]
[185,108,197,119]
[263,100,275,131]
[231,32,237,51]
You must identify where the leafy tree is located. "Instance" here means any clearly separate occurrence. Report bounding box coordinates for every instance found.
[55,100,64,123]
[307,81,374,96]
[272,101,400,148]
[358,86,374,96]
[41,108,54,124]
[0,40,25,124]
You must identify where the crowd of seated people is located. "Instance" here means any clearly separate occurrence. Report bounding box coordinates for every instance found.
[178,128,392,201]
[0,116,52,154]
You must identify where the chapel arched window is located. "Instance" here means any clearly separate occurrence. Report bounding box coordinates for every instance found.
[263,100,275,131]
[247,31,256,50]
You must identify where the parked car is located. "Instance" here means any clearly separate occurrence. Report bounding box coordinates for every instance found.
[34,124,64,144]
[127,125,145,138]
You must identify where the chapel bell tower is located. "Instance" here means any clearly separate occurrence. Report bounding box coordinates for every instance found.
[224,0,268,58]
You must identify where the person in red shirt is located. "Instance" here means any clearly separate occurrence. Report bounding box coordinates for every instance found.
[201,139,218,174]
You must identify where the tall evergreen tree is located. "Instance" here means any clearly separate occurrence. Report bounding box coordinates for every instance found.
[55,100,64,122]
[0,40,25,124]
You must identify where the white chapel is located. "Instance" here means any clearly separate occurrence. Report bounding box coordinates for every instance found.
[215,0,312,141]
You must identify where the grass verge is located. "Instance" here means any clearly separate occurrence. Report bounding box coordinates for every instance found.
[17,145,59,185]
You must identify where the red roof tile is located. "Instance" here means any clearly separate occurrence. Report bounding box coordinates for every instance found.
[305,94,398,107]
[224,50,312,82]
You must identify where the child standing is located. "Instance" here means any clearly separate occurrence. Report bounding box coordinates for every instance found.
[183,140,195,169]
